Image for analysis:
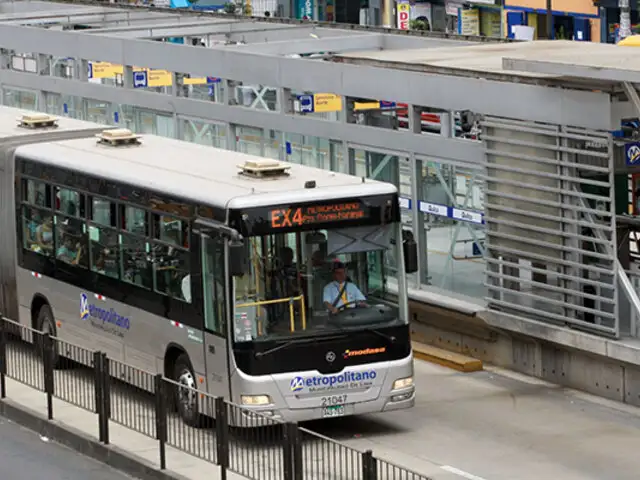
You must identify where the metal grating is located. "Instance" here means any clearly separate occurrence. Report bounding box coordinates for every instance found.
[481,117,618,338]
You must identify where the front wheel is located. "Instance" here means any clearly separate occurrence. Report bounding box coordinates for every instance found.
[173,353,202,428]
[35,304,62,369]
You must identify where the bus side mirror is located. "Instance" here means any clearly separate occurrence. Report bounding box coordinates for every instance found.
[403,229,418,274]
[229,240,249,277]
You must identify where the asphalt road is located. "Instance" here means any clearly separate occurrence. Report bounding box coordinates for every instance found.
[0,416,133,480]
[307,361,640,480]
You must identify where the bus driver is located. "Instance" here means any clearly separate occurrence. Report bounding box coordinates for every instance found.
[323,260,367,314]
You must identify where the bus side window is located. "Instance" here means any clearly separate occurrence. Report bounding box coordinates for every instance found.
[90,197,117,228]
[23,179,51,209]
[54,215,88,269]
[89,224,119,279]
[21,206,53,257]
[55,187,85,218]
[119,206,152,290]
[152,241,191,303]
[153,213,188,248]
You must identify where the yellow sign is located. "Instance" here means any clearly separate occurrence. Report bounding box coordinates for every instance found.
[182,77,209,85]
[88,61,173,87]
[313,93,342,113]
[354,102,381,111]
[145,69,172,87]
[90,62,123,79]
[460,9,480,36]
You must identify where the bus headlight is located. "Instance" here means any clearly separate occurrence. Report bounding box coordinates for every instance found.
[392,376,414,390]
[241,395,272,406]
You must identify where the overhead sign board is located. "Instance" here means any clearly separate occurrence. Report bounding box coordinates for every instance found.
[296,93,342,113]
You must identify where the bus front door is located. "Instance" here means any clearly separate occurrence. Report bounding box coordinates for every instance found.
[201,234,229,399]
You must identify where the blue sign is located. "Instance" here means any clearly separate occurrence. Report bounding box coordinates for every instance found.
[132,71,148,89]
[87,62,93,79]
[80,293,131,334]
[296,0,314,19]
[626,142,640,166]
[379,101,397,110]
[206,77,222,84]
[290,370,376,392]
[298,94,314,113]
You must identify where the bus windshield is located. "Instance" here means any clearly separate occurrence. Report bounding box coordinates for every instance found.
[232,224,402,343]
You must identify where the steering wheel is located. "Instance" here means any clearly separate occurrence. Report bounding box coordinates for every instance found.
[334,301,366,313]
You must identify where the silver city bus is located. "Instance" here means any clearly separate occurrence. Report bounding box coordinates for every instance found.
[0,114,417,425]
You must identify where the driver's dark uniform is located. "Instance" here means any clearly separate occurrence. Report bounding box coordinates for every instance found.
[323,280,366,310]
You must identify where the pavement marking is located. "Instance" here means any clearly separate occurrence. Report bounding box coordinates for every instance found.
[441,465,488,480]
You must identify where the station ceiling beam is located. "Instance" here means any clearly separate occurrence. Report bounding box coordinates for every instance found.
[503,57,640,84]
[0,67,482,164]
[231,34,383,55]
[0,23,612,130]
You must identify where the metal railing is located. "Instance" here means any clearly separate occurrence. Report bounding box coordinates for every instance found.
[0,315,430,480]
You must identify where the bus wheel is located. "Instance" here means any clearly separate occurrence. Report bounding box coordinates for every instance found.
[35,305,61,369]
[173,353,201,428]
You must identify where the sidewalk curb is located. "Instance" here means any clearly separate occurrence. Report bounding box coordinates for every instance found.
[0,397,189,480]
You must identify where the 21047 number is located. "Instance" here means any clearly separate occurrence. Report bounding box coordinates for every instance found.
[321,395,347,406]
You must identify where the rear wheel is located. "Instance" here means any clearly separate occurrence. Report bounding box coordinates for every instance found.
[35,304,62,369]
[173,353,202,428]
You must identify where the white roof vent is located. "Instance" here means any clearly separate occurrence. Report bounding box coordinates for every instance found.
[96,128,141,147]
[238,159,291,178]
[18,113,58,129]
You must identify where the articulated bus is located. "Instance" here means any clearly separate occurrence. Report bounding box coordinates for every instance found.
[0,108,417,425]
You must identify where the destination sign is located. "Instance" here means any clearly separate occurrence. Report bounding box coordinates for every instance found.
[269,201,368,229]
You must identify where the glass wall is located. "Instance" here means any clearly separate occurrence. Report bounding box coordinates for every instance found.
[349,147,413,281]
[3,87,38,110]
[181,118,226,149]
[419,159,485,299]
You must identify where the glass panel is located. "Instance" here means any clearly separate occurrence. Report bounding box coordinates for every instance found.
[55,187,84,218]
[91,198,116,227]
[153,244,191,302]
[236,126,263,156]
[154,214,188,248]
[54,215,88,268]
[22,206,53,256]
[233,224,401,343]
[202,235,225,333]
[120,234,152,290]
[180,118,226,149]
[420,160,486,299]
[23,179,51,208]
[89,224,120,279]
[122,206,148,236]
[3,88,37,110]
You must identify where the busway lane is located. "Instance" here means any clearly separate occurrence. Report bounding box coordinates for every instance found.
[8,338,640,480]
[309,360,640,480]
[0,415,135,480]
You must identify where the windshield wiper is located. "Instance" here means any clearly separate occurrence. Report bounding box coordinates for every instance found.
[366,328,397,344]
[254,334,347,359]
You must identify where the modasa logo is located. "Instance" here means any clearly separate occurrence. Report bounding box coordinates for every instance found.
[290,371,377,392]
[343,347,386,359]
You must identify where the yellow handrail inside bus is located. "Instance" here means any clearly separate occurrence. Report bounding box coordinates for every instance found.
[236,295,307,333]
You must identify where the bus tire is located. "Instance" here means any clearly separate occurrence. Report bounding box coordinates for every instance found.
[35,304,61,369]
[173,353,202,428]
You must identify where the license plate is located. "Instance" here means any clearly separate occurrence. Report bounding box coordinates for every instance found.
[322,405,345,418]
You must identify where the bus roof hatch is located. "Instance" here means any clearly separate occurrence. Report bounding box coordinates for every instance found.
[96,128,141,147]
[17,113,59,129]
[238,159,290,179]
